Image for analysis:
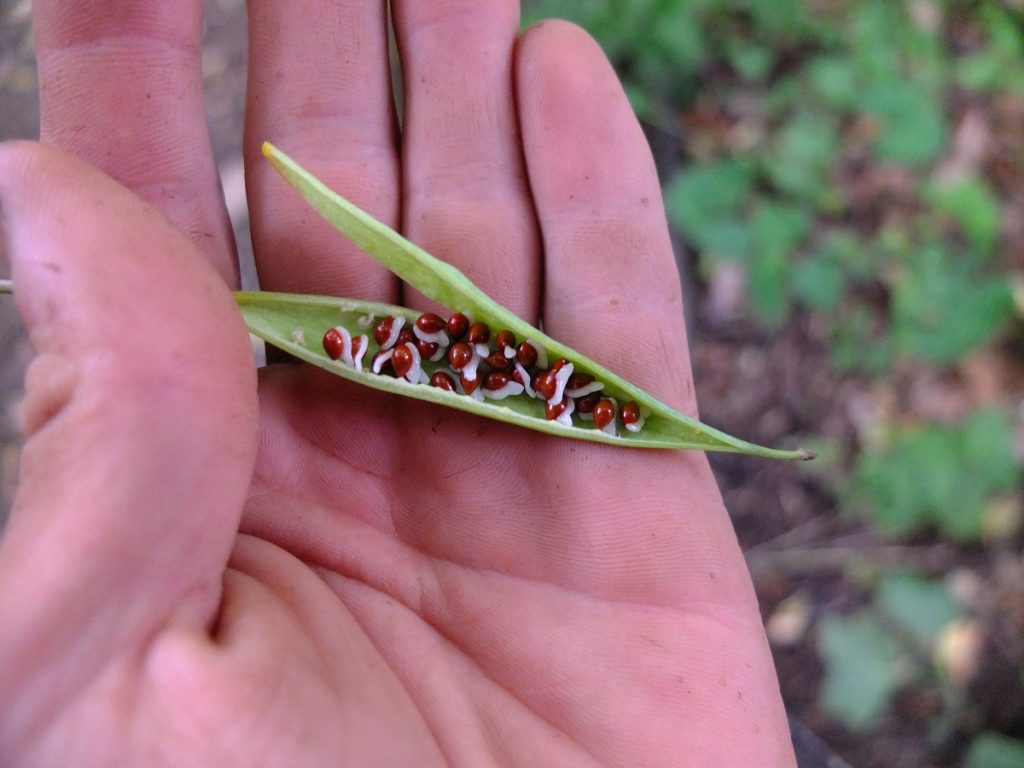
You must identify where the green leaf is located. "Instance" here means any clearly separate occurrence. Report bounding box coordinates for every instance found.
[876,573,962,649]
[747,202,809,325]
[862,81,947,165]
[255,143,812,460]
[926,179,1002,253]
[763,112,839,202]
[664,161,753,261]
[792,258,844,311]
[849,408,1019,541]
[819,611,903,730]
[808,55,859,110]
[891,245,1013,365]
[967,733,1024,768]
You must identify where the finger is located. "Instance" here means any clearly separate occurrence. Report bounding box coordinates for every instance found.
[516,22,697,416]
[0,143,257,715]
[245,0,400,301]
[33,0,238,284]
[392,0,541,319]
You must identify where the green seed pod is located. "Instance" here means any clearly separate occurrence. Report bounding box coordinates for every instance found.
[239,143,813,460]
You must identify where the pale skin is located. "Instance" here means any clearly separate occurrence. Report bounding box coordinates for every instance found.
[0,2,796,766]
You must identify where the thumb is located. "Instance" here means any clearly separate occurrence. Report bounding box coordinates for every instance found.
[0,142,257,714]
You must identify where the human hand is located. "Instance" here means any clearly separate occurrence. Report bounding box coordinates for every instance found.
[0,2,795,766]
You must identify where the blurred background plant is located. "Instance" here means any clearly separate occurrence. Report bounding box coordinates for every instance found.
[524,2,1024,766]
[2,0,1024,765]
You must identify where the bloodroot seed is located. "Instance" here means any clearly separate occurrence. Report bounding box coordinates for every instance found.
[545,396,574,425]
[576,391,600,415]
[391,344,415,378]
[431,371,456,391]
[416,312,446,334]
[397,327,416,347]
[535,369,558,401]
[417,339,440,359]
[516,341,538,368]
[373,316,405,349]
[484,371,511,390]
[448,342,473,371]
[323,328,346,360]
[467,322,491,345]
[496,330,516,356]
[621,402,641,425]
[485,350,514,371]
[447,312,470,341]
[460,373,480,395]
[593,399,616,430]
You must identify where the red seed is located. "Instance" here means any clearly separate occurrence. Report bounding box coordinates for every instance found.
[460,373,480,395]
[391,344,414,378]
[351,335,364,358]
[431,371,456,391]
[621,401,641,425]
[545,396,570,421]
[485,351,514,371]
[397,327,416,347]
[576,391,601,415]
[551,358,569,373]
[373,316,397,346]
[323,328,346,360]
[566,372,594,390]
[447,312,470,341]
[593,399,616,429]
[495,330,516,353]
[417,339,440,359]
[516,341,538,368]
[467,322,491,345]
[448,342,473,371]
[535,369,558,401]
[416,312,446,334]
[484,371,512,391]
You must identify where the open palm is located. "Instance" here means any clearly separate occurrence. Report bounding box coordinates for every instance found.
[0,2,794,766]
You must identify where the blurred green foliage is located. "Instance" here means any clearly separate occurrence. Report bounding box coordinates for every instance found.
[524,0,1017,353]
[819,572,963,729]
[525,0,1024,755]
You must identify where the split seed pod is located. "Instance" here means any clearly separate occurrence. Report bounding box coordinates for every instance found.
[231,144,814,459]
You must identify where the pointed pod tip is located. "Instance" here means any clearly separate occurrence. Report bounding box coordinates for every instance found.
[261,141,275,159]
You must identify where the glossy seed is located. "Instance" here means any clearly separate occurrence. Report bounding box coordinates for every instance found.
[551,358,569,373]
[535,369,557,401]
[593,399,616,430]
[496,330,516,356]
[323,327,346,360]
[417,339,440,359]
[467,322,491,345]
[516,341,538,368]
[448,342,473,371]
[373,316,405,349]
[397,327,416,347]
[576,391,601,415]
[545,396,570,421]
[484,371,512,390]
[621,402,641,425]
[460,373,480,395]
[566,373,593,390]
[485,350,514,371]
[431,370,456,391]
[391,343,415,378]
[447,312,470,341]
[416,312,446,334]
